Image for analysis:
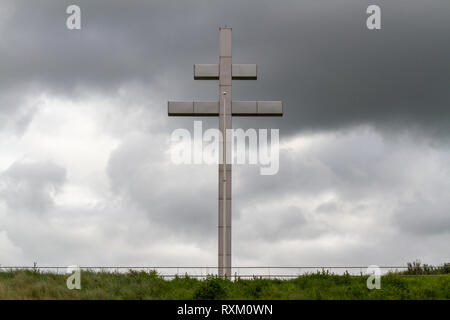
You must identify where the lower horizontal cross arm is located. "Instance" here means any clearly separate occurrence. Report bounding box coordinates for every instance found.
[168,101,283,116]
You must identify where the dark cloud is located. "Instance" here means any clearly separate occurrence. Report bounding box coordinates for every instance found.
[1,0,449,138]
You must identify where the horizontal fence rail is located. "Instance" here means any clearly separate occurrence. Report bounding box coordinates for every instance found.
[0,266,413,279]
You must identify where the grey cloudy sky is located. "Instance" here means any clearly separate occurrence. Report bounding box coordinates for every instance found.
[0,0,449,268]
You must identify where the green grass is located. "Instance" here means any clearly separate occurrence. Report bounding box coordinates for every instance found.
[0,269,448,300]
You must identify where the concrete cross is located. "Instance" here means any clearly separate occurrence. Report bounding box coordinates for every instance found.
[168,27,283,278]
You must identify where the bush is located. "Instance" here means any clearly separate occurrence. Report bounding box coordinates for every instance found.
[403,260,450,275]
[193,276,226,300]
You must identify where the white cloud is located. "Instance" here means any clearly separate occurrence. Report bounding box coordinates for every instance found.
[0,92,449,267]
[0,231,24,265]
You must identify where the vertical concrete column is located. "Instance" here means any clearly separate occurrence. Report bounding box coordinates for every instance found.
[218,28,232,278]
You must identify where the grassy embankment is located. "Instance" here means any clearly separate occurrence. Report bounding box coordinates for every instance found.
[0,263,448,300]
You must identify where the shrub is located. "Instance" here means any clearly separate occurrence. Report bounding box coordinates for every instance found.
[403,260,450,275]
[193,276,226,300]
